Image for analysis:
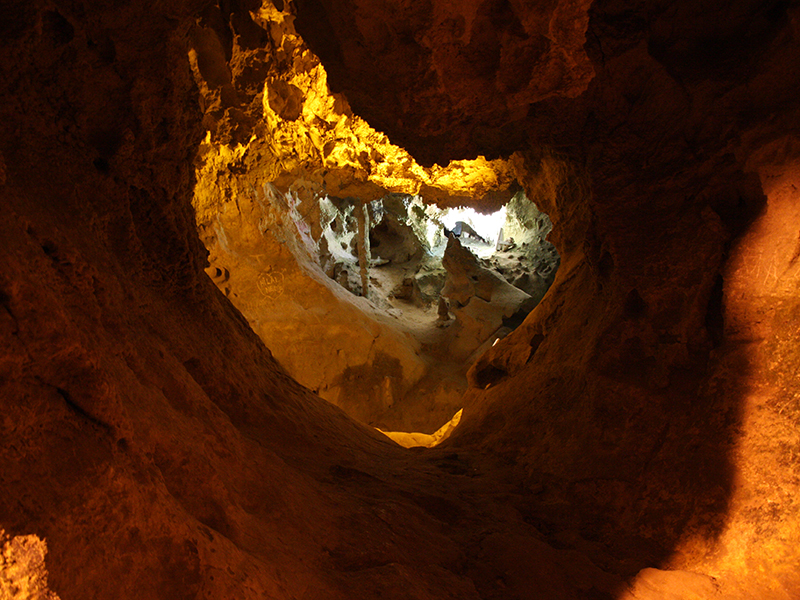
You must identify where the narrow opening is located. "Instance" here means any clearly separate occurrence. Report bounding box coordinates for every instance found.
[188,8,560,447]
[194,175,559,447]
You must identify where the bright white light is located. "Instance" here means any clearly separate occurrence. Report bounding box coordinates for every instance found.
[437,205,507,257]
[441,206,507,244]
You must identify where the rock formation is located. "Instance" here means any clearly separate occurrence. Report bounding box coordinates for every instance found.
[2,0,800,598]
[441,234,537,361]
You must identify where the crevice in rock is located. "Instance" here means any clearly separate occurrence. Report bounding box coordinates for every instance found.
[53,386,113,433]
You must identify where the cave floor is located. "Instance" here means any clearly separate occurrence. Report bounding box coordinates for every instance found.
[362,259,470,435]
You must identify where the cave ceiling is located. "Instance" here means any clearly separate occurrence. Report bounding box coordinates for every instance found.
[293,0,595,165]
[292,0,800,176]
[191,0,519,215]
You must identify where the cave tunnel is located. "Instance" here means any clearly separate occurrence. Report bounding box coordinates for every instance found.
[1,0,800,599]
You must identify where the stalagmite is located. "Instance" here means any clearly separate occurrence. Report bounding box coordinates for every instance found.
[356,201,371,297]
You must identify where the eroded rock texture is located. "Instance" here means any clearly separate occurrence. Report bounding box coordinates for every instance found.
[294,0,596,165]
[188,3,522,431]
[2,0,800,599]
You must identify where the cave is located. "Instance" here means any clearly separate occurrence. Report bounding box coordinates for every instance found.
[196,140,559,439]
[2,0,800,599]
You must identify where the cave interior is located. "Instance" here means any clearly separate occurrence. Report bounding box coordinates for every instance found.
[1,0,800,599]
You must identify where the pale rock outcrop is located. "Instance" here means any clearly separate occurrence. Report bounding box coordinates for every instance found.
[442,235,535,361]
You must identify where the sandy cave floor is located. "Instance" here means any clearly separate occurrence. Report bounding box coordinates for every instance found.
[356,238,502,435]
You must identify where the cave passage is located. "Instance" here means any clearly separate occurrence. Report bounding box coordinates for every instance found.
[195,172,560,444]
[4,0,800,597]
[186,3,562,441]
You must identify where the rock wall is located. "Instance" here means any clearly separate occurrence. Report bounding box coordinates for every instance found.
[294,0,596,165]
[299,0,800,594]
[0,1,479,597]
[2,0,800,599]
[457,2,800,594]
[188,2,523,431]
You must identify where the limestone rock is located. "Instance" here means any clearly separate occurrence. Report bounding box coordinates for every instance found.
[294,0,595,165]
[618,568,720,600]
[442,235,532,313]
[3,0,800,599]
[441,235,536,360]
[437,296,450,321]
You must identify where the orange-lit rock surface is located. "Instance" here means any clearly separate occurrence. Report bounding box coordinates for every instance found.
[294,0,596,165]
[2,1,800,600]
[189,4,520,430]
